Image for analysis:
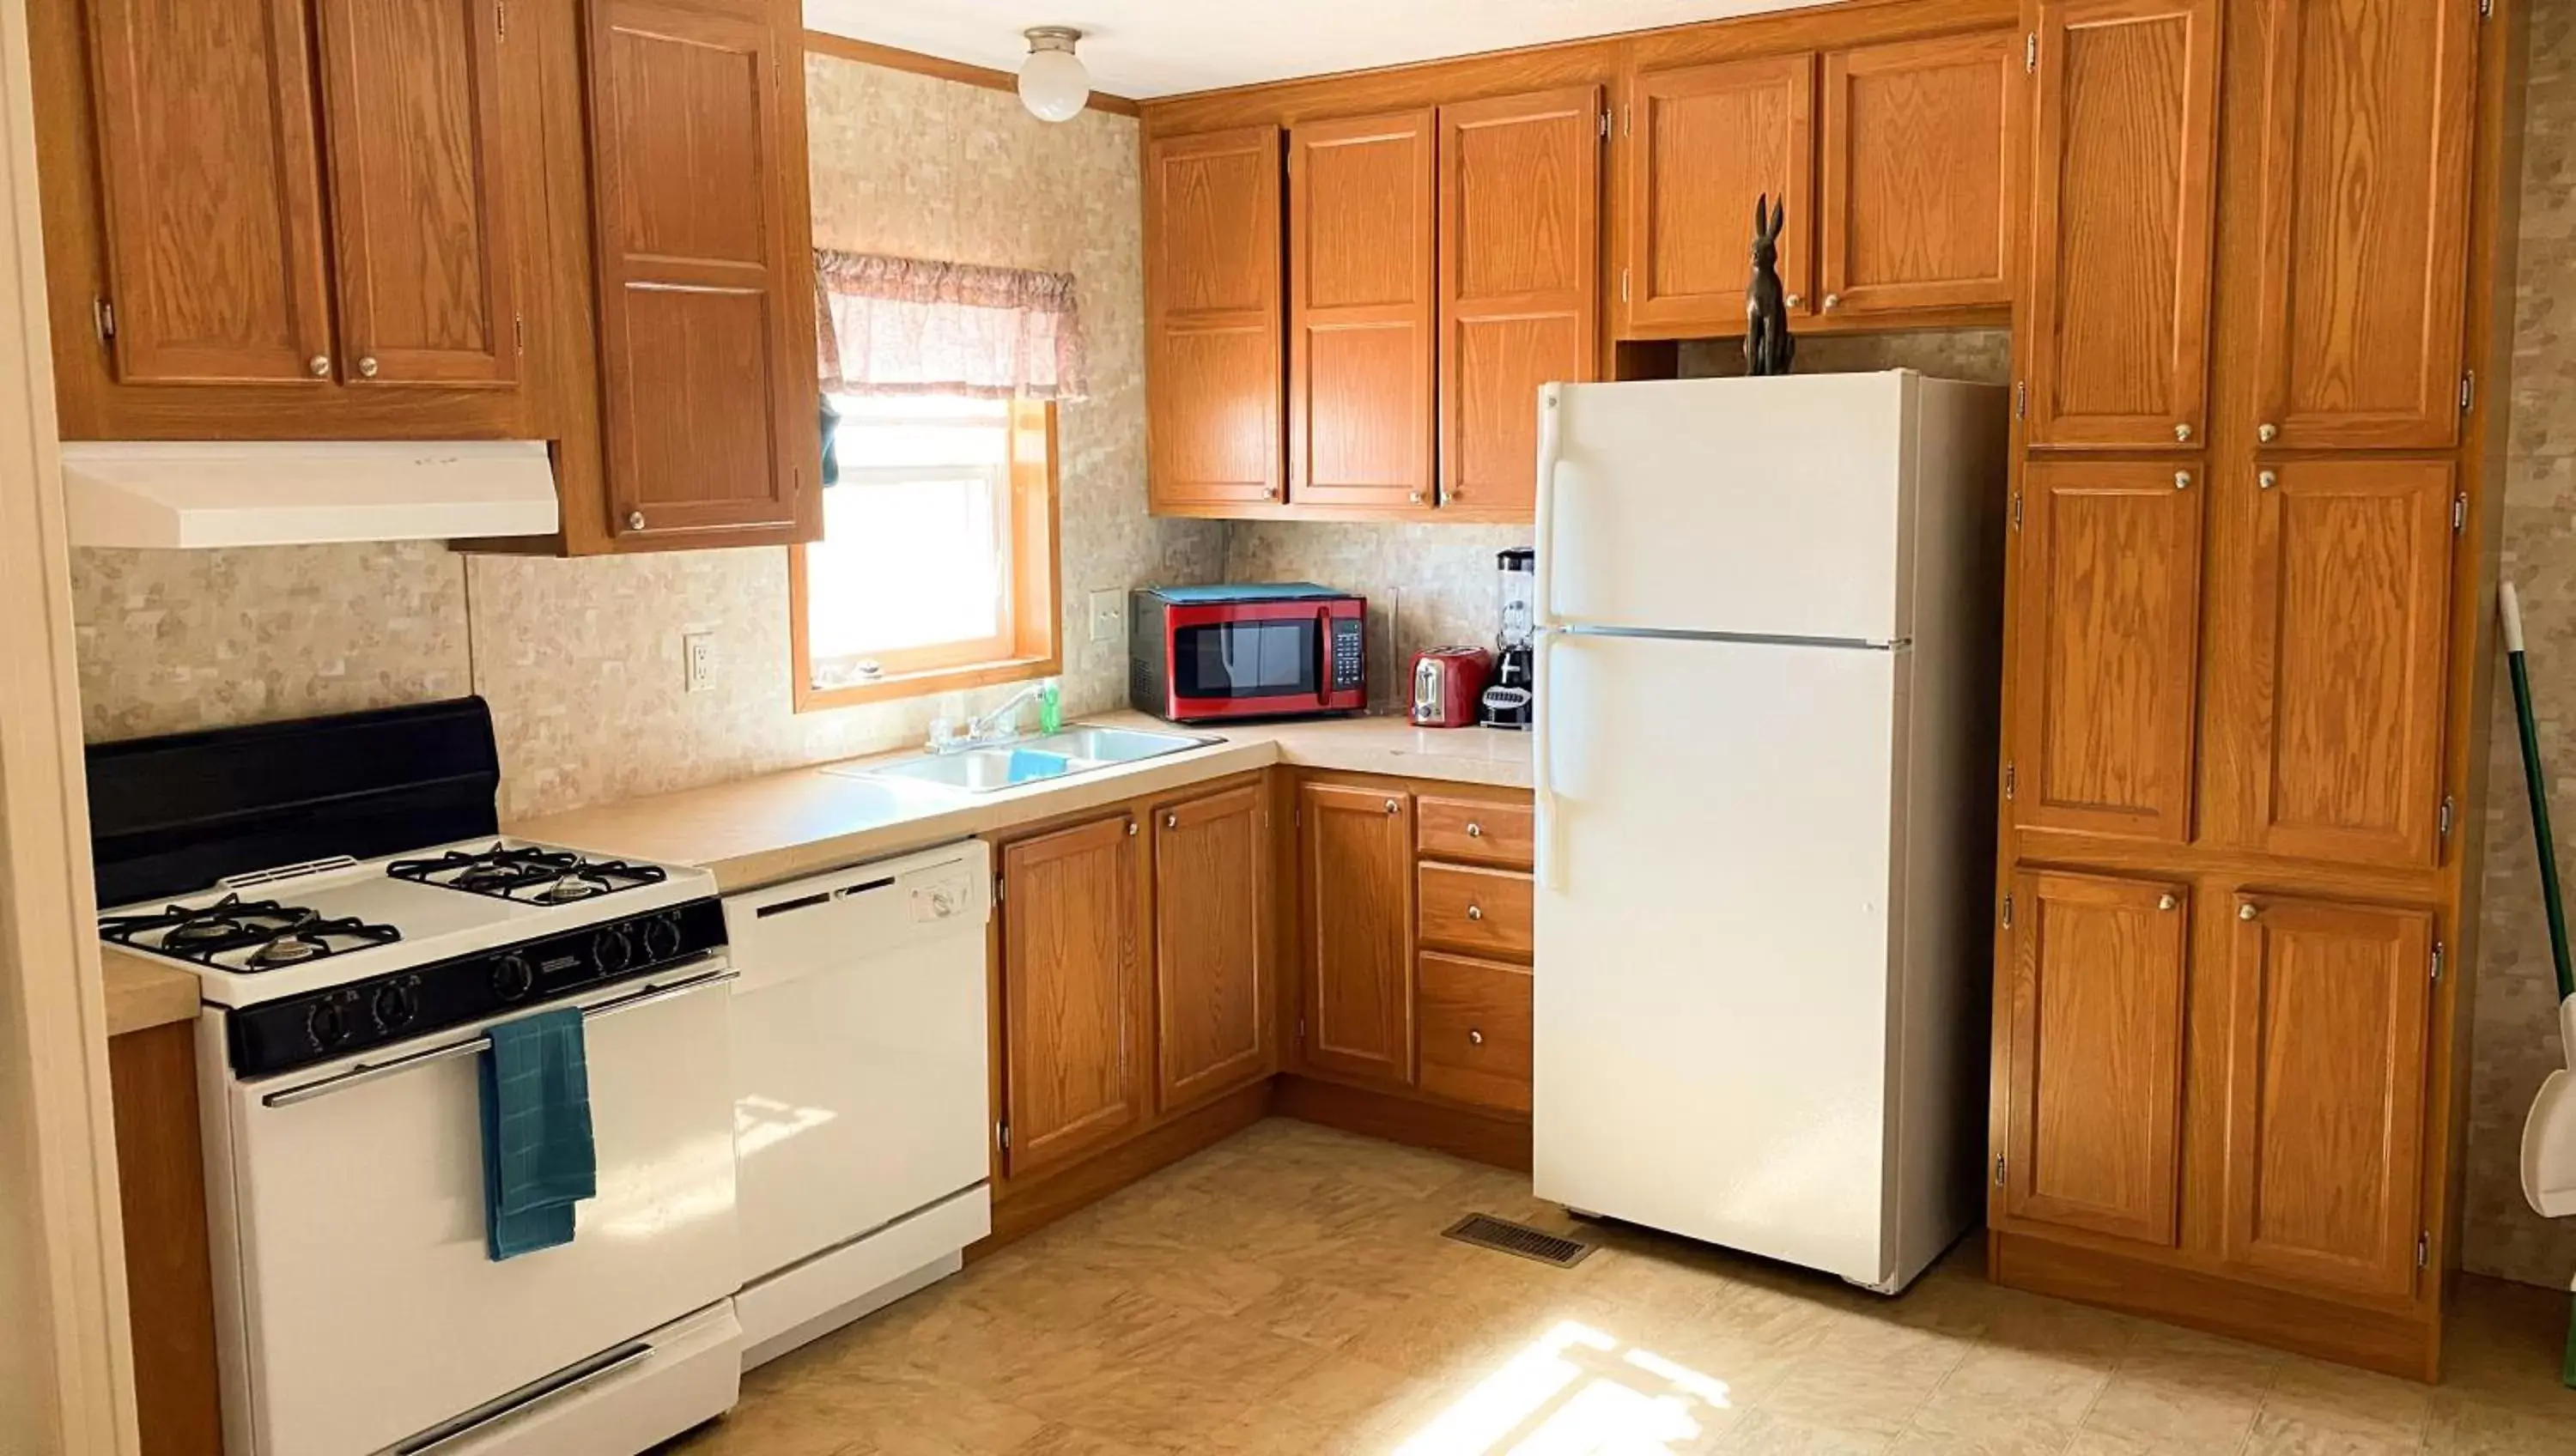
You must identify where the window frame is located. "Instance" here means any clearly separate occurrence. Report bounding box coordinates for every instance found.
[788,398,1061,713]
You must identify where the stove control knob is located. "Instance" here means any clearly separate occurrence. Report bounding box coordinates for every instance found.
[641,914,683,962]
[307,996,353,1052]
[371,977,421,1033]
[489,953,536,1003]
[591,925,635,975]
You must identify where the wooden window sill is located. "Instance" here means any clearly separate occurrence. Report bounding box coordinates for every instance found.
[795,653,1060,713]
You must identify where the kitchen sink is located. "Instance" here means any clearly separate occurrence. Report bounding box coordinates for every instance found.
[823,725,1217,795]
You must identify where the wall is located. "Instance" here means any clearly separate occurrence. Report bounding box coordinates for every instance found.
[69,56,1223,822]
[2464,0,2576,1289]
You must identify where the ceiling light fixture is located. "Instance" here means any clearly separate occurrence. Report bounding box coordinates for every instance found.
[1018,27,1089,123]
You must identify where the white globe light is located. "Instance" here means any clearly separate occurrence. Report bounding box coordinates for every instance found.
[1018,28,1089,123]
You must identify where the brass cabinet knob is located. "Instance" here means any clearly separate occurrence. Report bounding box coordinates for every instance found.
[627,510,647,530]
[1784,292,1803,309]
[2259,470,2278,490]
[1467,905,1485,922]
[2157,893,2178,912]
[1466,822,1484,838]
[307,355,331,377]
[2239,903,2259,921]
[357,356,380,379]
[2174,422,2193,442]
[1263,485,1280,500]
[2258,422,2280,444]
[1383,798,1400,815]
[1408,490,1425,505]
[1165,813,1178,829]
[2174,470,2191,490]
[1467,1028,1485,1046]
[1822,293,1842,312]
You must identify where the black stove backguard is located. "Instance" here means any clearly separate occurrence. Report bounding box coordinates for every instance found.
[86,698,503,907]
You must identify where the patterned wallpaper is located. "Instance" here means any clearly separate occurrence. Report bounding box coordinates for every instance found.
[2464,0,2576,1289]
[69,56,1223,821]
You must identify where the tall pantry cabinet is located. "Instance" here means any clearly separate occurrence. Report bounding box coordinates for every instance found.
[1990,0,2516,1380]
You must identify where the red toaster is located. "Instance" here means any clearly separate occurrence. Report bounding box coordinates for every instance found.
[1410,647,1492,729]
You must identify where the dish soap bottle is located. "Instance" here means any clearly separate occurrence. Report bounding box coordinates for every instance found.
[1038,677,1062,736]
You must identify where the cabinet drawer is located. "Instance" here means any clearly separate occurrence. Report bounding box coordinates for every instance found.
[1417,796,1534,869]
[1418,862,1533,959]
[1418,953,1532,1113]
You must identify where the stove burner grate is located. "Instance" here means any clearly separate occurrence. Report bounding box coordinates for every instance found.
[98,894,401,972]
[386,843,668,905]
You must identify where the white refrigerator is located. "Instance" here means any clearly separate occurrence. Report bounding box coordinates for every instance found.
[1531,370,2008,1295]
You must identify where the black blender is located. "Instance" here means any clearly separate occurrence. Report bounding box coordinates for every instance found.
[1479,547,1537,730]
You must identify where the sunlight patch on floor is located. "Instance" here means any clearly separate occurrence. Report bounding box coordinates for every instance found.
[1393,1320,1733,1456]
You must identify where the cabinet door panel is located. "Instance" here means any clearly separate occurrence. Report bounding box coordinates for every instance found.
[2223,895,2433,1301]
[1439,87,1600,517]
[2246,460,2455,867]
[2011,460,2204,842]
[1820,32,2018,316]
[586,0,817,542]
[1001,814,1146,1178]
[1299,782,1414,1085]
[2251,0,2477,450]
[85,0,333,385]
[1623,55,1814,337]
[1291,111,1436,511]
[1147,126,1285,510]
[2002,871,2188,1247]
[1155,784,1273,1113]
[2023,0,2221,449]
[317,0,517,388]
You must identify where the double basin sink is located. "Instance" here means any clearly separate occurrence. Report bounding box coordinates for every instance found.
[821,725,1218,796]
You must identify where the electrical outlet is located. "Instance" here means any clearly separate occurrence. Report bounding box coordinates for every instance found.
[683,632,718,694]
[1087,588,1125,645]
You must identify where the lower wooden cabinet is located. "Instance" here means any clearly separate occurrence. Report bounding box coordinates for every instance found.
[1298,781,1417,1086]
[1153,781,1274,1113]
[1998,871,2190,1249]
[1417,952,1533,1113]
[997,810,1149,1179]
[2221,893,2434,1302]
[112,1022,224,1456]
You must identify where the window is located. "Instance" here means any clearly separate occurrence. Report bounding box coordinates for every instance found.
[789,394,1059,710]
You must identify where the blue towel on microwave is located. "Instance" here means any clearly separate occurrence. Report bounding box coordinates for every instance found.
[477,1007,597,1261]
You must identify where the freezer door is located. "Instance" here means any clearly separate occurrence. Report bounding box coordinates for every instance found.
[1534,630,1901,1284]
[1541,373,1911,641]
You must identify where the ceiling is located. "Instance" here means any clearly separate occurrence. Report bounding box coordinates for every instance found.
[802,0,1836,101]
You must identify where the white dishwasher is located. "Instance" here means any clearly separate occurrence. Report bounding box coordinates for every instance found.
[722,839,992,1367]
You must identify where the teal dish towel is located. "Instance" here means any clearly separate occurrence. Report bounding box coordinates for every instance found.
[478,1007,598,1261]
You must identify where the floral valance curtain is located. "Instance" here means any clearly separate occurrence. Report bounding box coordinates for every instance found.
[813,251,1088,402]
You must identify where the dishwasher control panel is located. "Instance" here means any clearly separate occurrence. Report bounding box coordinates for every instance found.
[721,840,993,994]
[912,867,976,924]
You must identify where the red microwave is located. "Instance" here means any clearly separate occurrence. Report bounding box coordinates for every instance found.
[1129,585,1368,724]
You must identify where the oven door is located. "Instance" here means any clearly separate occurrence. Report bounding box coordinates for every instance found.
[1168,603,1347,718]
[217,962,738,1456]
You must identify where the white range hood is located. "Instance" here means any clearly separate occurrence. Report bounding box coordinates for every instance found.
[60,440,560,548]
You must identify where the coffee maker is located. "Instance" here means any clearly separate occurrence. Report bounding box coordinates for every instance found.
[1479,547,1537,731]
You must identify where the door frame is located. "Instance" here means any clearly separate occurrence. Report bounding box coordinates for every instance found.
[0,0,141,1446]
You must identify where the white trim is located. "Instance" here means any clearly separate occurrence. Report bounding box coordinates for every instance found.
[0,0,138,1447]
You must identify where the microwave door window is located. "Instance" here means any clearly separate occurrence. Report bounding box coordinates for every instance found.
[1181,622,1318,699]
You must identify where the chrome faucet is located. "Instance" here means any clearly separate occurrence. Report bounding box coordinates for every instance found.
[927,681,1053,755]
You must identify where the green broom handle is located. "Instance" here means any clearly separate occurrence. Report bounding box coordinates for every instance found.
[2504,582,2576,1003]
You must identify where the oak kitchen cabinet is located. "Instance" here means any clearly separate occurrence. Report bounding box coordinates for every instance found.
[1289,109,1439,513]
[29,0,823,555]
[1297,780,1417,1085]
[1145,125,1286,512]
[1990,0,2510,1380]
[1153,781,1276,1113]
[112,1020,225,1456]
[995,810,1150,1179]
[1618,30,2018,339]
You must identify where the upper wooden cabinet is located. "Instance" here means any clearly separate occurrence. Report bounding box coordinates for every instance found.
[999,812,1149,1180]
[1999,871,2189,1249]
[1147,125,1286,511]
[2221,895,2433,1301]
[35,0,532,437]
[1298,781,1415,1087]
[1622,55,1814,337]
[1152,782,1274,1113]
[1290,110,1438,513]
[1818,32,2020,317]
[1438,87,1601,519]
[583,0,818,545]
[2022,0,2221,450]
[2241,459,2457,869]
[2008,458,2205,845]
[2250,0,2479,451]
[318,0,518,390]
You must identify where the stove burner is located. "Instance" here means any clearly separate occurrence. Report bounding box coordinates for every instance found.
[387,843,668,905]
[98,895,400,973]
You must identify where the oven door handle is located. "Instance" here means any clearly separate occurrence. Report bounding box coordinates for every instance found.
[258,965,738,1109]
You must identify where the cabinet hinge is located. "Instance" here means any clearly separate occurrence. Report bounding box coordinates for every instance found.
[1127,820,1139,836]
[996,1121,1012,1152]
[513,312,525,356]
[2001,893,2014,930]
[2432,942,2445,983]
[1620,268,1631,305]
[495,0,505,40]
[993,873,1005,904]
[1993,1153,2007,1186]
[92,297,113,343]
[2014,380,2027,420]
[1297,1016,1306,1044]
[2439,794,2456,840]
[1622,102,1631,139]
[2010,490,2023,531]
[2454,493,2468,534]
[2462,372,2476,411]
[2417,1231,2431,1268]
[2025,32,2038,73]
[2002,761,2016,800]
[2481,0,2494,20]
[1599,111,1611,142]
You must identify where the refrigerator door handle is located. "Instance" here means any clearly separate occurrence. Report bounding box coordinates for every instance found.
[1535,385,1564,630]
[1534,627,1564,890]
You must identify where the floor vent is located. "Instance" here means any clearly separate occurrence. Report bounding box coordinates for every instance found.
[1442,1213,1595,1268]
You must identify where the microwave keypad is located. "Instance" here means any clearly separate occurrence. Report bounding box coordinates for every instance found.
[1331,619,1365,689]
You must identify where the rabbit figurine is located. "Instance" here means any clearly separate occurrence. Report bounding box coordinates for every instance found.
[1744,193,1795,377]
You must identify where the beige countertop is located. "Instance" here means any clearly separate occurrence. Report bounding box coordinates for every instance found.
[508,712,1533,894]
[103,947,201,1037]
